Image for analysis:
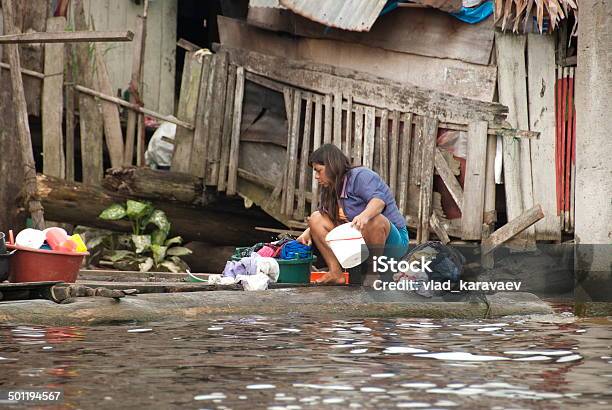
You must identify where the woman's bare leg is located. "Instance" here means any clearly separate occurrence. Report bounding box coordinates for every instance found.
[360,214,391,285]
[308,211,345,284]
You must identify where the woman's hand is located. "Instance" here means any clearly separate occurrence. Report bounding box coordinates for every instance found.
[297,228,312,246]
[351,212,370,232]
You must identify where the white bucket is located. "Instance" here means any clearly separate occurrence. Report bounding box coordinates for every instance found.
[325,223,369,269]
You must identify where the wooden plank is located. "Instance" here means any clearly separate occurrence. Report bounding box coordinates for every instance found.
[311,94,323,213]
[344,95,353,158]
[323,93,332,144]
[74,0,103,185]
[379,109,389,182]
[352,105,364,166]
[158,0,177,115]
[42,16,66,178]
[389,110,400,195]
[219,17,497,102]
[253,7,494,66]
[363,106,376,169]
[417,117,438,244]
[284,91,302,214]
[94,44,124,168]
[226,66,245,195]
[496,32,535,245]
[190,54,215,178]
[218,43,507,126]
[207,52,229,185]
[481,204,544,255]
[279,87,294,211]
[64,44,75,182]
[410,116,424,187]
[218,64,237,192]
[296,97,312,220]
[1,0,45,229]
[123,15,145,166]
[397,113,413,215]
[483,134,497,225]
[0,29,134,43]
[461,121,488,240]
[333,92,342,149]
[434,148,464,213]
[527,33,561,241]
[430,212,450,244]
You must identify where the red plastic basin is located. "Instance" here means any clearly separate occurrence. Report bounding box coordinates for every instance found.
[6,244,88,283]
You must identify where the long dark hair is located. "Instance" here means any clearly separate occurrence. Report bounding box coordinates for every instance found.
[309,144,352,225]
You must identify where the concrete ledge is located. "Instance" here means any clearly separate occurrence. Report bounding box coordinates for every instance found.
[0,288,553,325]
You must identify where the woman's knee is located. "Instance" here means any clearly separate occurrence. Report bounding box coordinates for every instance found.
[308,211,333,232]
[362,214,390,240]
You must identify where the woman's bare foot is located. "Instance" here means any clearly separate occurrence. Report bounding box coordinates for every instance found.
[314,271,346,285]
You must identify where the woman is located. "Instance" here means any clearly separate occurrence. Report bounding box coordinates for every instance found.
[297,144,409,284]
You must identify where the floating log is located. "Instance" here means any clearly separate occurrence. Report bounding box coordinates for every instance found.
[36,174,275,246]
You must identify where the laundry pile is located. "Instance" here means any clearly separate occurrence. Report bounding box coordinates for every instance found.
[219,238,313,291]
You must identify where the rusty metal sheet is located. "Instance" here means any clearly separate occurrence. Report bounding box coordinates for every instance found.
[278,0,388,31]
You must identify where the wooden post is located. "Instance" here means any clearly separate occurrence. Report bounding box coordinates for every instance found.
[285,91,302,214]
[323,94,332,144]
[226,67,245,195]
[190,54,215,177]
[333,92,342,149]
[389,110,400,195]
[280,87,294,211]
[1,0,45,229]
[352,105,364,166]
[434,148,464,212]
[344,95,353,159]
[461,121,488,240]
[207,52,229,185]
[42,16,66,178]
[64,43,75,182]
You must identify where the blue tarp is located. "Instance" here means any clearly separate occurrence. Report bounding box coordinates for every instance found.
[381,1,493,24]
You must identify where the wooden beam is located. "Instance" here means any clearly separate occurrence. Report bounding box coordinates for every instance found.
[190,54,215,177]
[481,204,544,255]
[0,30,134,44]
[333,92,342,149]
[219,45,508,126]
[430,213,450,244]
[227,66,245,195]
[434,148,464,212]
[218,64,237,192]
[74,85,193,130]
[177,38,201,52]
[461,121,488,240]
[352,105,364,166]
[0,62,44,78]
[296,98,313,220]
[389,110,400,195]
[363,106,376,169]
[379,109,389,182]
[397,113,413,215]
[285,91,302,214]
[311,94,323,213]
[42,16,66,179]
[1,0,45,229]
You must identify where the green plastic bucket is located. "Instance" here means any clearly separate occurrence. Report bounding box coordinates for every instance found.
[231,252,315,284]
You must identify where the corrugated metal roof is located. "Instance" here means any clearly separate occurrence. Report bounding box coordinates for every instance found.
[278,0,388,31]
[249,0,286,8]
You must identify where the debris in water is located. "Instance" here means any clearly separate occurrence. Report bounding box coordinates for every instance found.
[127,328,152,333]
[383,346,427,354]
[414,352,507,361]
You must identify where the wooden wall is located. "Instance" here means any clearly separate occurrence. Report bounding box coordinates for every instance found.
[80,0,177,115]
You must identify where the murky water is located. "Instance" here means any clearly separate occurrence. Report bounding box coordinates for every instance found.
[0,313,610,409]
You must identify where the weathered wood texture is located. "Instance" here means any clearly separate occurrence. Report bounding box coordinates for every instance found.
[1,0,45,230]
[227,66,245,195]
[82,0,176,114]
[124,12,146,167]
[64,44,76,181]
[0,30,134,43]
[42,16,66,178]
[417,117,438,243]
[296,97,312,220]
[222,16,496,101]
[218,64,237,192]
[206,52,229,185]
[284,90,302,213]
[495,32,535,245]
[218,32,507,124]
[461,121,488,240]
[171,52,203,172]
[247,7,494,66]
[190,54,214,177]
[36,174,273,246]
[482,204,544,255]
[527,33,560,241]
[94,44,124,168]
[74,0,103,185]
[397,113,413,215]
[434,148,464,213]
[102,167,203,204]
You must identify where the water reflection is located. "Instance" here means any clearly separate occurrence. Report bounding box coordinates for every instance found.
[0,315,610,409]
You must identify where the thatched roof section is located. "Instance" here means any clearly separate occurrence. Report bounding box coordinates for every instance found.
[494,0,578,33]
